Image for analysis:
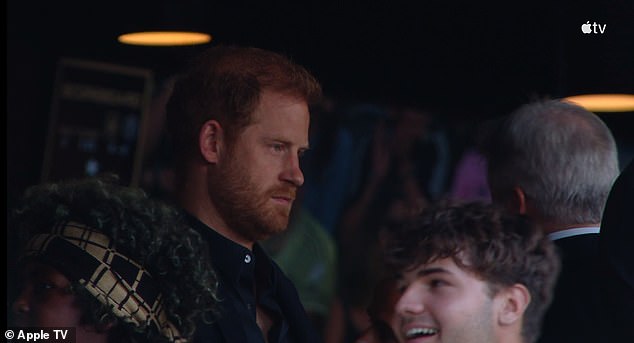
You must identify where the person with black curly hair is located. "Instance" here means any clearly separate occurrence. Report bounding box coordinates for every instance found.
[9,175,220,343]
[384,202,560,343]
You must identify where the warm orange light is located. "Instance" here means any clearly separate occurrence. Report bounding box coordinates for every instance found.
[564,94,634,112]
[118,31,212,46]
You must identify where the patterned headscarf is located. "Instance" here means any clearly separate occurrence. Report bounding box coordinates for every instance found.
[23,221,185,343]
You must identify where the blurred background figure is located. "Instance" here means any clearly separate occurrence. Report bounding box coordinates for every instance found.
[354,277,400,343]
[325,105,435,343]
[448,147,491,202]
[301,102,389,236]
[140,75,178,201]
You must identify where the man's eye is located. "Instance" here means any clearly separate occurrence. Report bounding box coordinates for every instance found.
[429,279,447,288]
[33,282,55,294]
[271,144,285,153]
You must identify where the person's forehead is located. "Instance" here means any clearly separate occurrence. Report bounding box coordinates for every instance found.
[21,260,71,283]
[244,91,310,140]
[405,255,474,278]
[252,89,307,110]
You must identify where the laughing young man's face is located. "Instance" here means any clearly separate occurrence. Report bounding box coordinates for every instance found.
[393,257,502,343]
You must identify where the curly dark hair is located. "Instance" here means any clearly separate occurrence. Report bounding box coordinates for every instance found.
[9,174,219,343]
[384,201,560,343]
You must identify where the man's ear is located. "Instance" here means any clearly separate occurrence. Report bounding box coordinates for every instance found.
[510,186,528,215]
[199,120,224,163]
[497,283,531,326]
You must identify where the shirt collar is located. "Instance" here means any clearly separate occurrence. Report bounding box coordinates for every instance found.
[182,211,273,286]
[547,226,600,241]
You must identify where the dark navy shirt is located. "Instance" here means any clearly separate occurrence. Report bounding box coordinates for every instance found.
[185,212,317,343]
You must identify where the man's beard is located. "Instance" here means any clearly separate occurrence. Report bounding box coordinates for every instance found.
[208,157,296,242]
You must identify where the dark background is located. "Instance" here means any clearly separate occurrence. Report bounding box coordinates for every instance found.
[7,0,634,207]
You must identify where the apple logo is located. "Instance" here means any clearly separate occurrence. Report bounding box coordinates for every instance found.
[581,21,592,34]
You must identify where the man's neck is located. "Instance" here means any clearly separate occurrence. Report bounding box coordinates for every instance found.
[496,328,526,343]
[191,206,254,249]
[177,180,255,249]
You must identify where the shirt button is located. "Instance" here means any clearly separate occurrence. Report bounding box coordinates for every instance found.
[244,254,251,263]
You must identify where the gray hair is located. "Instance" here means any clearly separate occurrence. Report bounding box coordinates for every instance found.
[481,99,619,225]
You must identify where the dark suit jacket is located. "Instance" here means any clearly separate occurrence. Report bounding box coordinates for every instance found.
[599,159,634,342]
[539,160,634,343]
[537,233,603,343]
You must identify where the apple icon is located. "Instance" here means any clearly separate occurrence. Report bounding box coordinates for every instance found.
[581,21,592,34]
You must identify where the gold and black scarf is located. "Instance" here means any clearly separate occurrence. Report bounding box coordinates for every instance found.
[23,221,185,343]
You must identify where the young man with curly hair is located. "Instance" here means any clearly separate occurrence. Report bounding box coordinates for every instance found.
[384,202,560,343]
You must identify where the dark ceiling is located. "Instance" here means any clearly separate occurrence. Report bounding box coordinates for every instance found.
[9,0,634,109]
[6,0,634,204]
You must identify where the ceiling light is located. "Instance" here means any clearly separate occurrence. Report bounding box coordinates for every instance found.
[563,94,634,112]
[118,31,212,46]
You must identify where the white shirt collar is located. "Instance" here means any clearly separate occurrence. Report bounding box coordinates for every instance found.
[547,226,600,241]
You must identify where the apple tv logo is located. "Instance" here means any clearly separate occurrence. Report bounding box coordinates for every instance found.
[581,21,606,34]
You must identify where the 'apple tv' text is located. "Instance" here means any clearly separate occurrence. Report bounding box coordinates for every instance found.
[581,21,606,34]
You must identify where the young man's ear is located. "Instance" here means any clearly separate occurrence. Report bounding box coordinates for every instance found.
[510,186,528,215]
[497,283,531,326]
[199,120,224,163]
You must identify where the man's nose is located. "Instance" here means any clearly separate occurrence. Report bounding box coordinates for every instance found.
[281,154,304,187]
